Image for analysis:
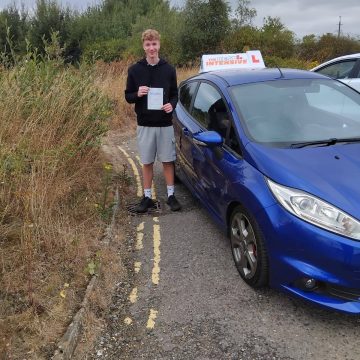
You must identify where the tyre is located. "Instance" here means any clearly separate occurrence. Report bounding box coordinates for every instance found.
[229,205,268,288]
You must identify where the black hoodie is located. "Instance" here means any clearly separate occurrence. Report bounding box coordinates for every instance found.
[125,58,178,127]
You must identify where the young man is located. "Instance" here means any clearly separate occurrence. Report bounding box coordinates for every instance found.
[125,29,181,213]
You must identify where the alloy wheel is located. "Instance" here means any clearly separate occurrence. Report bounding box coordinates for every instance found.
[231,212,258,279]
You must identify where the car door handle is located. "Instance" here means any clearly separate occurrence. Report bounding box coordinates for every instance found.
[182,127,190,137]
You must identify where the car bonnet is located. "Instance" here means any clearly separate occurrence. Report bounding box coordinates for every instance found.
[246,142,360,219]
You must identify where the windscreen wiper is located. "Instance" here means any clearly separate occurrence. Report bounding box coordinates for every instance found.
[337,137,360,144]
[291,137,360,148]
[290,138,338,148]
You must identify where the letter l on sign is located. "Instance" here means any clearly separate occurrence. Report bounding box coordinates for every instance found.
[252,55,260,63]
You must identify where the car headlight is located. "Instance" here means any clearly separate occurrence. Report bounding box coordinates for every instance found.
[267,179,360,240]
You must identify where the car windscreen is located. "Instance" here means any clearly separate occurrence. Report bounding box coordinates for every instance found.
[230,78,360,147]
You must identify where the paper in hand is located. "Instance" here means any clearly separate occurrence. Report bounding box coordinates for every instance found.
[147,87,163,110]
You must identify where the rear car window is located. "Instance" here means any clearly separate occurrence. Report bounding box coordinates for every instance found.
[179,81,198,113]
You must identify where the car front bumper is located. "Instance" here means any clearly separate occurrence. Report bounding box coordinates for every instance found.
[256,203,360,314]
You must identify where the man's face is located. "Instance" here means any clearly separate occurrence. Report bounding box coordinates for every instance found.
[143,39,160,61]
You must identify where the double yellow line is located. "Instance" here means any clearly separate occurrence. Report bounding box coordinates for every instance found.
[118,146,161,330]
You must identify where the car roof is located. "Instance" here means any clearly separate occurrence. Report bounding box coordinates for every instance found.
[311,53,360,71]
[186,68,327,87]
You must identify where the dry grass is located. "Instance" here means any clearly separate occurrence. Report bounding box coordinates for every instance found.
[95,60,136,132]
[0,58,115,359]
[177,66,198,83]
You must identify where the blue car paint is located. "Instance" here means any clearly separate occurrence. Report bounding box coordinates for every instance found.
[195,146,277,223]
[205,68,327,86]
[254,203,360,312]
[174,68,360,313]
[247,142,360,219]
[193,130,222,145]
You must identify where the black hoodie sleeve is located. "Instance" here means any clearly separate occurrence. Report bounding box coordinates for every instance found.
[169,67,178,110]
[125,68,139,104]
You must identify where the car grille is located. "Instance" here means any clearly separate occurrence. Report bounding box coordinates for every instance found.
[326,284,360,302]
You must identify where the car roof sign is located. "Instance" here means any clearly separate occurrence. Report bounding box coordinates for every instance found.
[200,50,265,73]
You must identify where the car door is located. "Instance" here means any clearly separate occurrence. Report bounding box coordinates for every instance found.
[188,82,245,221]
[199,122,245,223]
[173,81,201,190]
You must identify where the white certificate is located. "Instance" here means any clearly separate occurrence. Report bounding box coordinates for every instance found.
[147,87,163,110]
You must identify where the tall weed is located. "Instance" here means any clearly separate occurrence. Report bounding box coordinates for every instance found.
[0,52,112,357]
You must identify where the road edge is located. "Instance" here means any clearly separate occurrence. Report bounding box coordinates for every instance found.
[52,187,120,360]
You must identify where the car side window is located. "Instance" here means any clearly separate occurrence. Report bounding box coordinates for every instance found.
[179,81,198,113]
[316,60,356,79]
[227,124,242,155]
[192,82,229,138]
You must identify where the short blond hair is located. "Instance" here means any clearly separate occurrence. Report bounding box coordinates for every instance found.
[142,29,160,42]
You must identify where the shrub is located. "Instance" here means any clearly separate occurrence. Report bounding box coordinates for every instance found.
[264,55,317,70]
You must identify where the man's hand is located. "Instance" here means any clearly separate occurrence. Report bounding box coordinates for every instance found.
[137,86,149,97]
[162,103,173,113]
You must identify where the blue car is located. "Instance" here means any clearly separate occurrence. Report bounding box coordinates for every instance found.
[173,66,360,314]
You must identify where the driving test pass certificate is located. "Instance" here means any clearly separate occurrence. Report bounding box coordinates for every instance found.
[147,87,163,110]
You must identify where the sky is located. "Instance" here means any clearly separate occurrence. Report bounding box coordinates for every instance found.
[0,0,359,39]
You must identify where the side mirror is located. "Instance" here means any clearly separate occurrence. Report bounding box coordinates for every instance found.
[193,131,223,147]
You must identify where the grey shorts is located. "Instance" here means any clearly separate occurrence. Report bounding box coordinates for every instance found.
[137,125,176,164]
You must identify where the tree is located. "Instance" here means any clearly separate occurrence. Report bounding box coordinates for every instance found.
[296,34,318,61]
[180,0,231,62]
[223,25,261,53]
[126,1,184,65]
[68,0,166,63]
[233,0,257,28]
[260,16,295,58]
[0,5,29,63]
[315,33,360,62]
[28,0,73,56]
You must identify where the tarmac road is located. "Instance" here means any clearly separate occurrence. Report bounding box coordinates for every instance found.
[86,136,360,360]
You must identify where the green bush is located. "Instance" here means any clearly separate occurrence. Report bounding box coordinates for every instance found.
[264,55,317,70]
[82,38,127,63]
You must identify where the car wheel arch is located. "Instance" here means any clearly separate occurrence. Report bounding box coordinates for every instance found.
[226,201,241,235]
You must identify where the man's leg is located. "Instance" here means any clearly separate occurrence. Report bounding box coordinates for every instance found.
[163,161,181,211]
[162,161,174,186]
[143,162,154,190]
[135,162,155,213]
[136,125,156,212]
[156,126,181,211]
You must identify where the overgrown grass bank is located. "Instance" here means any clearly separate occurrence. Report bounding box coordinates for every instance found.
[0,57,114,358]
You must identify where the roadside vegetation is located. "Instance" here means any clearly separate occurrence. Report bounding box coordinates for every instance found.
[0,39,118,357]
[1,0,359,358]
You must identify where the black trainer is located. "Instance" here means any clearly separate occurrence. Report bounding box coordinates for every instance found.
[135,196,155,213]
[166,195,181,211]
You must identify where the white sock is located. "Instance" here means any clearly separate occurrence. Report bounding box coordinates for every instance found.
[167,185,174,197]
[144,188,152,198]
